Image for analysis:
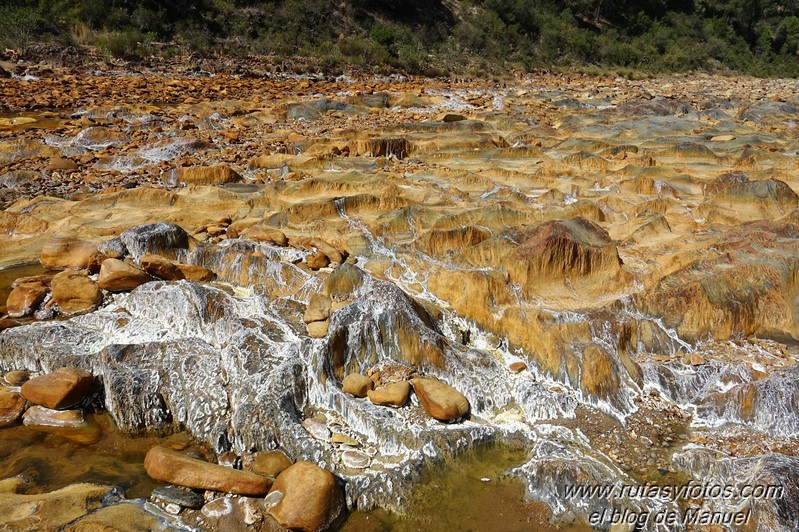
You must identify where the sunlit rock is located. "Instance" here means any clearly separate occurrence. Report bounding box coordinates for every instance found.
[144,445,272,496]
[267,461,346,532]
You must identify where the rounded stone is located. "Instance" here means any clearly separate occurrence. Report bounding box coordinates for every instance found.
[267,461,345,532]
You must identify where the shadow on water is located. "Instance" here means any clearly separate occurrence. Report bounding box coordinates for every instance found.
[343,444,592,532]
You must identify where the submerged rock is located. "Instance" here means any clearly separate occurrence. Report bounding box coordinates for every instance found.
[0,478,114,531]
[150,485,204,509]
[22,406,102,444]
[0,388,26,427]
[117,222,190,261]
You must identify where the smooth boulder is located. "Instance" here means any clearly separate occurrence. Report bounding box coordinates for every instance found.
[243,226,288,246]
[6,281,48,318]
[139,254,185,281]
[98,258,152,292]
[267,461,345,532]
[412,377,470,421]
[20,367,94,410]
[245,450,294,478]
[304,293,332,323]
[0,388,26,427]
[342,373,372,398]
[367,381,410,407]
[40,235,102,271]
[50,270,102,314]
[143,446,272,496]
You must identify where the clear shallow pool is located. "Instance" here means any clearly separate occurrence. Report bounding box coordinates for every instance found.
[343,444,591,531]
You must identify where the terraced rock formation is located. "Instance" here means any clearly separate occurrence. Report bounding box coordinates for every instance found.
[1,68,799,530]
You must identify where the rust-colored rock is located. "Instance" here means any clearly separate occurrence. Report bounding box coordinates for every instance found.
[143,445,272,495]
[175,263,216,281]
[0,388,27,427]
[50,270,102,314]
[306,251,330,270]
[412,377,470,421]
[6,281,48,318]
[139,253,185,281]
[245,450,294,478]
[22,406,102,444]
[178,164,241,185]
[342,373,374,397]
[41,235,102,271]
[46,156,78,172]
[98,258,152,292]
[307,320,329,338]
[243,225,288,246]
[267,461,345,532]
[20,367,94,410]
[342,373,373,398]
[367,380,411,407]
[304,293,332,323]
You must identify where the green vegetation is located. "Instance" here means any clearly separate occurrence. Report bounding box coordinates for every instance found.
[2,0,799,76]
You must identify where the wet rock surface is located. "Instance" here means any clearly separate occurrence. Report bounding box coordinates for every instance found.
[1,69,799,530]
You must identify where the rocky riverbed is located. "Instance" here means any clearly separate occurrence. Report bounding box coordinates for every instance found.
[1,60,799,530]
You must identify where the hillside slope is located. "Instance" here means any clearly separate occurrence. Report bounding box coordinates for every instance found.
[1,0,799,76]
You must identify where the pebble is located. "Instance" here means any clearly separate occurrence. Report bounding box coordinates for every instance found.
[341,450,370,469]
[151,485,205,509]
[302,418,331,442]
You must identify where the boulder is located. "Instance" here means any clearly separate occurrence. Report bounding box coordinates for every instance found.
[304,293,332,323]
[40,235,102,271]
[367,381,411,407]
[307,320,329,338]
[0,479,113,531]
[412,377,470,421]
[175,264,216,282]
[98,258,152,292]
[20,367,94,409]
[0,388,26,427]
[50,270,102,314]
[22,406,102,444]
[245,450,294,478]
[6,281,48,318]
[267,461,345,532]
[306,251,330,270]
[64,501,167,532]
[139,254,185,281]
[179,164,242,185]
[4,370,29,386]
[243,226,288,246]
[342,373,372,398]
[143,446,272,496]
